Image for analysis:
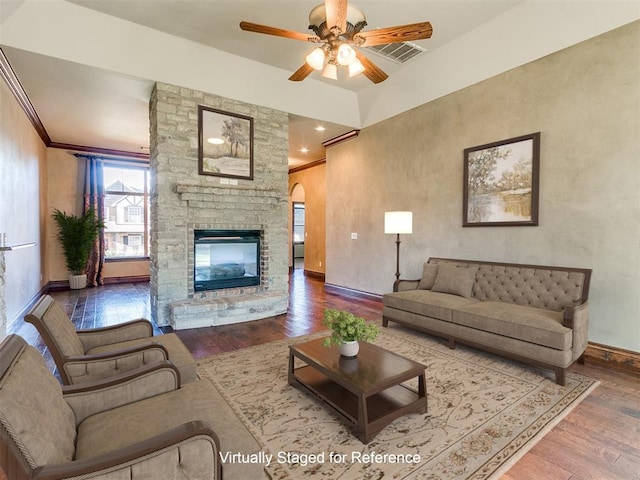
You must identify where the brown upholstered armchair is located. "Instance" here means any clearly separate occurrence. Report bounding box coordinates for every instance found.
[0,335,223,480]
[24,295,197,385]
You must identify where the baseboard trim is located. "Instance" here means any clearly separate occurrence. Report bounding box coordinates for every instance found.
[585,342,640,375]
[303,270,326,281]
[324,283,382,301]
[102,275,150,285]
[46,275,150,291]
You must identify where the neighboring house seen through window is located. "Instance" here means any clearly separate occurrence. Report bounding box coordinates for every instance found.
[103,163,150,259]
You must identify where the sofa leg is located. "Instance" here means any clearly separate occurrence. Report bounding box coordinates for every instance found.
[577,354,585,365]
[555,368,566,386]
[448,338,456,349]
[382,317,389,328]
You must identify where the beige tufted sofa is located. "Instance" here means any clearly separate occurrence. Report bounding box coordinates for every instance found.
[383,258,592,385]
[0,335,265,480]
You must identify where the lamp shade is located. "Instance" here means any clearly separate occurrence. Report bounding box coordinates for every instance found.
[306,47,325,70]
[322,63,338,80]
[384,211,413,234]
[348,58,365,77]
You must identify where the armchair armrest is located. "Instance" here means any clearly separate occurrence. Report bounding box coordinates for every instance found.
[77,318,154,351]
[63,361,181,425]
[31,421,221,480]
[62,342,170,385]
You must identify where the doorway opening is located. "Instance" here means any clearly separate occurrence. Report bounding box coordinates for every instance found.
[293,202,305,269]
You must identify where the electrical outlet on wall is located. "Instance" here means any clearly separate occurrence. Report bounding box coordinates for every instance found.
[351,233,358,240]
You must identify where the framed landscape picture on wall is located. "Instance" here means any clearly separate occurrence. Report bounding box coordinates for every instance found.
[463,132,540,227]
[198,105,254,180]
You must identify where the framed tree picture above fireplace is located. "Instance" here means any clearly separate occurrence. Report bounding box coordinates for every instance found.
[198,105,254,180]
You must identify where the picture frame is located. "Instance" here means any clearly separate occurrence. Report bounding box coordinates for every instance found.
[198,105,254,180]
[463,132,540,227]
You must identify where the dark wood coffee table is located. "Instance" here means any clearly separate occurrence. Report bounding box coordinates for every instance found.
[288,338,427,443]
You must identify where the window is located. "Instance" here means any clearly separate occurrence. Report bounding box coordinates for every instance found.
[103,163,150,259]
[293,202,305,243]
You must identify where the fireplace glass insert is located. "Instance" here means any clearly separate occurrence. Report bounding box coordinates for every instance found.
[194,230,261,291]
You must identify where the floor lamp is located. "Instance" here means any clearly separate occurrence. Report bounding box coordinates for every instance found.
[384,211,413,289]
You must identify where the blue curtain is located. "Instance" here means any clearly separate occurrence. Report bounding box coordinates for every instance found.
[82,156,105,287]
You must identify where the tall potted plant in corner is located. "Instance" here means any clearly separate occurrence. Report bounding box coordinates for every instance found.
[322,309,379,357]
[52,208,105,289]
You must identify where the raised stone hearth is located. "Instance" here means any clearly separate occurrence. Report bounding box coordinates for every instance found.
[149,83,289,329]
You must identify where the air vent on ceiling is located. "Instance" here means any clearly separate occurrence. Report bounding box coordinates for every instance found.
[363,41,425,64]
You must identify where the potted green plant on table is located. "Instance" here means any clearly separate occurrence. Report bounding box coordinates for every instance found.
[322,309,380,357]
[52,208,105,289]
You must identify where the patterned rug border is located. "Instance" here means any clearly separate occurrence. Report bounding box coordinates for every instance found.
[197,326,599,480]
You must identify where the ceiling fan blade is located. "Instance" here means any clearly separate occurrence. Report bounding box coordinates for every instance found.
[288,63,315,82]
[240,21,314,42]
[357,22,433,47]
[356,51,388,84]
[324,0,348,34]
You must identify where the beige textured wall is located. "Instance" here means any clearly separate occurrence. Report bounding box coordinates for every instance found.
[46,149,83,281]
[46,149,150,282]
[0,78,47,336]
[326,22,640,351]
[289,163,327,275]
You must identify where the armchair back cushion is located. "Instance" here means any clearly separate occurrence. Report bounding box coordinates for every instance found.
[25,294,85,357]
[0,335,77,469]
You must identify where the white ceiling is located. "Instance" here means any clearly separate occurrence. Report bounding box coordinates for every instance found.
[1,1,637,165]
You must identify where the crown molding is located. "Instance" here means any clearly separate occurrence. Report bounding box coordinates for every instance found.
[0,47,51,145]
[322,129,359,148]
[0,47,149,161]
[51,142,149,160]
[289,158,326,174]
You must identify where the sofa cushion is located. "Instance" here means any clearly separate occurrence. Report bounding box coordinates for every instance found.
[76,379,263,480]
[383,290,479,322]
[0,344,76,468]
[417,263,439,290]
[452,301,572,350]
[431,264,479,298]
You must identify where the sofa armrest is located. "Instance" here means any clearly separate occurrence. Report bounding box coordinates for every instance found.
[62,343,170,385]
[30,421,221,480]
[562,300,589,329]
[563,301,589,361]
[77,318,154,351]
[63,361,181,425]
[394,279,420,292]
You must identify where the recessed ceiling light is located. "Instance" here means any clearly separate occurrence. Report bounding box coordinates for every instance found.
[300,147,309,153]
[207,137,225,145]
[314,125,326,132]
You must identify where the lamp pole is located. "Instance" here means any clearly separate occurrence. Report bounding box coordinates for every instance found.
[394,233,401,283]
[384,211,413,292]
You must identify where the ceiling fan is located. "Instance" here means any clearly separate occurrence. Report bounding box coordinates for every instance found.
[239,0,433,84]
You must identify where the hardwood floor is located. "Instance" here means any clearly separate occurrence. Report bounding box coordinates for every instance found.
[5,270,640,480]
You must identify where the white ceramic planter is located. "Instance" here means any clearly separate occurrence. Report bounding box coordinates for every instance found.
[69,274,87,290]
[338,340,359,357]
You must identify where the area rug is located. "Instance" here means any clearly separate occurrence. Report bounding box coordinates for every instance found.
[197,326,598,480]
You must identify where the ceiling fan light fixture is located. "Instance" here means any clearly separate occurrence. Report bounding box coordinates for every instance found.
[305,47,325,70]
[336,43,356,66]
[348,58,365,77]
[322,62,338,80]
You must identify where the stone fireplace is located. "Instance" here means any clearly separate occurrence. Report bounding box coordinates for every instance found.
[149,83,289,329]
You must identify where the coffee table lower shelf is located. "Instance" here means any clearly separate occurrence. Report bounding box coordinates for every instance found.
[290,365,426,443]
